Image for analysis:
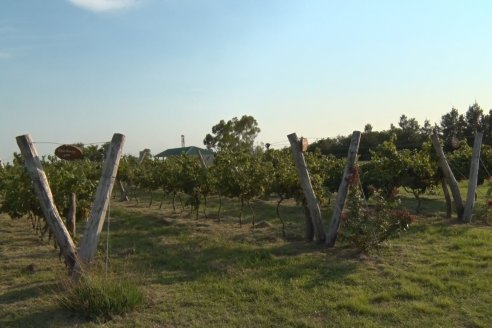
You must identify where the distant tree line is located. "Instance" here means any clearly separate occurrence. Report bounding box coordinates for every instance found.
[308,102,492,160]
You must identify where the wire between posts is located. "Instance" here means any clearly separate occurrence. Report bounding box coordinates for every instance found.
[480,157,491,178]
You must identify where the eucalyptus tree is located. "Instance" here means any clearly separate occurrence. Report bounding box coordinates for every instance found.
[203,115,260,152]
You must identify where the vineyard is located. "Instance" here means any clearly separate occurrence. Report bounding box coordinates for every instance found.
[1,119,492,326]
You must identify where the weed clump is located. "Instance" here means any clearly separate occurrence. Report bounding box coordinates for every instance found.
[59,273,144,320]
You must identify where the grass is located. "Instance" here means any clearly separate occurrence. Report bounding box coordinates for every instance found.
[58,272,144,321]
[1,187,492,327]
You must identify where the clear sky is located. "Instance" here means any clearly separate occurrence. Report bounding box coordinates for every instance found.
[1,0,491,163]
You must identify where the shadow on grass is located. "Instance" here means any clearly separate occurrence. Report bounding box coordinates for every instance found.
[0,283,58,305]
[0,306,87,328]
[106,206,357,289]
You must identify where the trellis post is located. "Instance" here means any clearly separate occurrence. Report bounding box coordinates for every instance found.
[16,134,79,273]
[430,130,464,221]
[287,133,326,242]
[326,131,361,247]
[75,133,125,277]
[463,131,483,223]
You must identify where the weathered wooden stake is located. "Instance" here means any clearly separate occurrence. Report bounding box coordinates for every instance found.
[463,131,483,223]
[326,131,361,247]
[287,133,325,242]
[76,133,125,272]
[16,134,79,273]
[430,130,464,221]
[302,202,315,242]
[117,179,130,201]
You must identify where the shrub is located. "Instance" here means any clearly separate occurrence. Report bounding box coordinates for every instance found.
[339,187,415,253]
[59,273,144,320]
[472,200,492,225]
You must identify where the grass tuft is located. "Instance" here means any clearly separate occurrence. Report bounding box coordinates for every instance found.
[58,273,144,320]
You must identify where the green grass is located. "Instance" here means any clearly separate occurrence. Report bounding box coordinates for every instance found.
[1,189,492,327]
[58,272,144,321]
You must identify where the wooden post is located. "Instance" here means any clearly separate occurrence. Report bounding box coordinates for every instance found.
[16,134,79,273]
[302,202,315,242]
[117,179,130,201]
[77,133,125,268]
[430,130,464,221]
[67,192,76,237]
[287,133,326,242]
[326,131,361,247]
[463,132,483,223]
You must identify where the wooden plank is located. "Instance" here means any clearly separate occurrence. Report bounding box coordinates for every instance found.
[326,131,361,247]
[16,134,79,273]
[287,133,325,242]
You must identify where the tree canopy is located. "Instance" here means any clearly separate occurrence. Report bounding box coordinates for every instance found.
[309,102,492,159]
[203,115,260,152]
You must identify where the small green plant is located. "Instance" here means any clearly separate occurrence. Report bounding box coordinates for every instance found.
[59,273,144,320]
[475,177,492,225]
[339,186,415,253]
[472,200,492,225]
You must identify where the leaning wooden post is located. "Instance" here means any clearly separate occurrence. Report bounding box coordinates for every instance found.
[302,200,315,242]
[326,131,361,247]
[287,133,326,242]
[16,134,79,273]
[430,130,464,221]
[463,131,483,223]
[76,133,125,271]
[117,179,130,201]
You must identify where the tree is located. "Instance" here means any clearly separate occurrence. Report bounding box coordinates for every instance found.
[482,110,492,146]
[203,115,260,151]
[440,108,467,151]
[358,129,391,161]
[464,102,485,145]
[391,115,425,150]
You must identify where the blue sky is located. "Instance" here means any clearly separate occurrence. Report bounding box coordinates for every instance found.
[1,0,491,162]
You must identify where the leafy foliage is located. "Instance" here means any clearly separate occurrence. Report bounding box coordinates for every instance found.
[362,137,438,212]
[211,150,271,225]
[339,186,415,253]
[0,154,101,245]
[0,154,41,219]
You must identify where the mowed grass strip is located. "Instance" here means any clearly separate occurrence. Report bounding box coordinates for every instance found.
[0,194,491,327]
